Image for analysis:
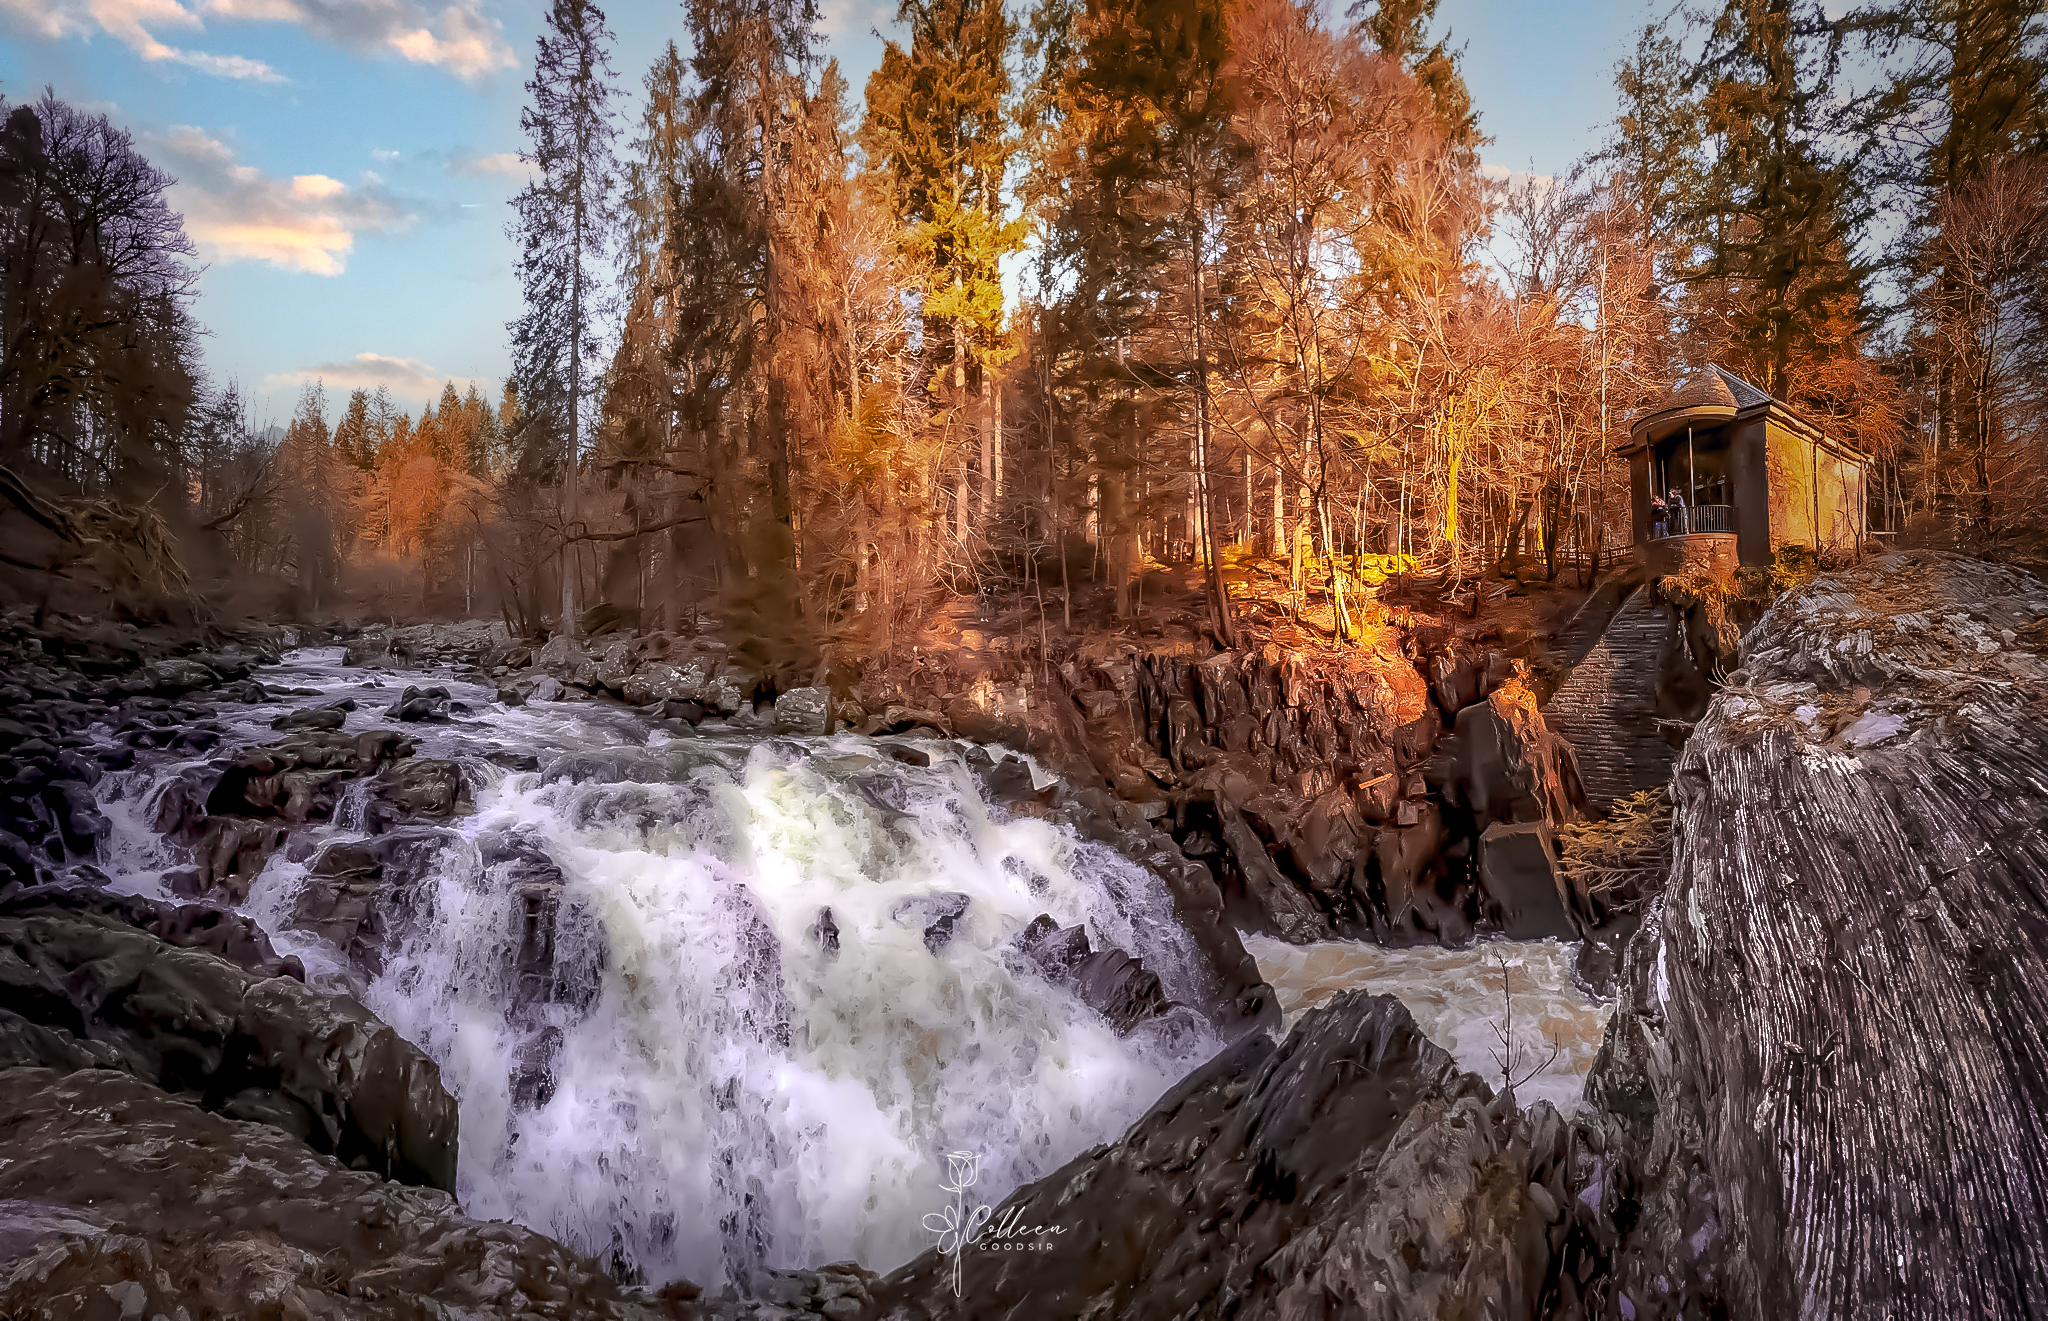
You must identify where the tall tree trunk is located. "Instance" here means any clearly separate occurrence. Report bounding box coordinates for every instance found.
[1187,151,1235,648]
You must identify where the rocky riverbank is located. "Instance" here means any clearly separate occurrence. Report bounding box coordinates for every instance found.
[14,551,2011,1320]
[400,603,1610,969]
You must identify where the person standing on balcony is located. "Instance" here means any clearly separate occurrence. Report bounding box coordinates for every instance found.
[1668,488,1688,535]
[1650,493,1668,539]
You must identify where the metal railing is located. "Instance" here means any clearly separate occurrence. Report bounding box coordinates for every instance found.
[1652,503,1733,538]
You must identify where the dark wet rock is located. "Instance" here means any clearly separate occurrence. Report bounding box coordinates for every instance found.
[1430,676,1586,830]
[811,906,841,959]
[1007,913,1171,1036]
[0,1069,710,1320]
[294,828,457,972]
[272,705,346,732]
[365,758,469,832]
[873,992,1602,1320]
[979,754,1053,816]
[1011,914,1169,1034]
[0,887,304,981]
[385,683,453,722]
[1476,820,1579,940]
[130,656,220,696]
[663,696,708,724]
[164,729,416,899]
[892,891,972,954]
[0,890,456,1189]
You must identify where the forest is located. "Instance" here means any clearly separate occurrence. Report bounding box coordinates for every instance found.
[2,0,2044,658]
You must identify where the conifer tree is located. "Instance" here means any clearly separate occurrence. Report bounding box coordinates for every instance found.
[508,0,621,639]
[1683,0,1865,395]
[862,0,1025,534]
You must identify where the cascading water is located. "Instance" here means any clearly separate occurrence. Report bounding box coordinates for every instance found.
[95,647,1224,1291]
[86,642,1619,1297]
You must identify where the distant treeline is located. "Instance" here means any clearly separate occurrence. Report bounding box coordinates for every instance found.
[2,0,2043,644]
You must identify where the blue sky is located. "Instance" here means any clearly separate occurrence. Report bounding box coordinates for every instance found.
[0,0,1655,426]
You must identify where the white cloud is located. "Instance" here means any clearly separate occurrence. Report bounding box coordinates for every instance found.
[0,0,284,80]
[152,126,418,275]
[263,352,478,402]
[443,150,530,180]
[817,0,892,38]
[1482,163,1559,197]
[205,0,514,78]
[0,0,513,82]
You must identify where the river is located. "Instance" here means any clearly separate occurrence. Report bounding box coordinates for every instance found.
[84,644,1611,1292]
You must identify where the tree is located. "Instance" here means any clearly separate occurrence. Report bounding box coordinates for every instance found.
[1681,0,1866,397]
[862,0,1025,538]
[0,92,201,495]
[507,0,621,639]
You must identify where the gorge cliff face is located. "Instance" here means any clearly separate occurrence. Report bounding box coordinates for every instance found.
[1589,551,2048,1316]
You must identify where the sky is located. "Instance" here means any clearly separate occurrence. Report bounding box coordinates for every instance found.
[0,0,1657,427]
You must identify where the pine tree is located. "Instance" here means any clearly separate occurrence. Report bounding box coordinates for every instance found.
[1350,0,1481,158]
[333,389,376,471]
[507,0,621,639]
[1682,0,1865,396]
[861,0,1025,533]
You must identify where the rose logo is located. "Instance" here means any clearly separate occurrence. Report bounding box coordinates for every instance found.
[925,1149,993,1296]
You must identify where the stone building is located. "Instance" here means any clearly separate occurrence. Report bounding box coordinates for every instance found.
[1617,365,1869,579]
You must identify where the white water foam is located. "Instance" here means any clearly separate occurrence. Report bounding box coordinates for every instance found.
[1242,934,1614,1113]
[105,650,1230,1289]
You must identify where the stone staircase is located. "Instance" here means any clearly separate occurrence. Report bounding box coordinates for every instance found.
[1541,582,1683,813]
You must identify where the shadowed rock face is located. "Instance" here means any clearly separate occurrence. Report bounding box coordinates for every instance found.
[0,1069,707,1321]
[0,887,457,1191]
[1587,552,2048,1317]
[873,991,1621,1321]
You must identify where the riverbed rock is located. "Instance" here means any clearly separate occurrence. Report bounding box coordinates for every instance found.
[0,1069,707,1320]
[622,656,715,706]
[365,758,470,833]
[1588,552,2048,1317]
[163,729,417,898]
[294,828,458,972]
[771,684,830,736]
[1011,914,1170,1033]
[272,704,345,732]
[0,887,457,1189]
[534,635,600,689]
[384,683,453,721]
[1430,676,1586,830]
[871,991,1582,1319]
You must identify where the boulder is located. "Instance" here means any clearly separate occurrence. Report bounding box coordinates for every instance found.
[771,684,831,736]
[1011,914,1169,1033]
[271,705,345,732]
[872,992,1584,1320]
[1476,820,1578,939]
[384,684,452,722]
[365,759,469,833]
[0,1069,701,1319]
[532,635,599,688]
[0,890,457,1189]
[621,656,714,706]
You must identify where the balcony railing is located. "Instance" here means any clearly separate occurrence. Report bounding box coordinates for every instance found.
[1653,503,1733,538]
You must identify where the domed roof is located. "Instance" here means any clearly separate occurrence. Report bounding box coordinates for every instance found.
[1658,372,1739,414]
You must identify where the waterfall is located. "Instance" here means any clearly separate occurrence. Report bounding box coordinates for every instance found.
[104,648,1223,1291]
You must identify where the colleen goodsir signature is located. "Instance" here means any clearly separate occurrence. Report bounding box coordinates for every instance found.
[923,1151,1068,1296]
